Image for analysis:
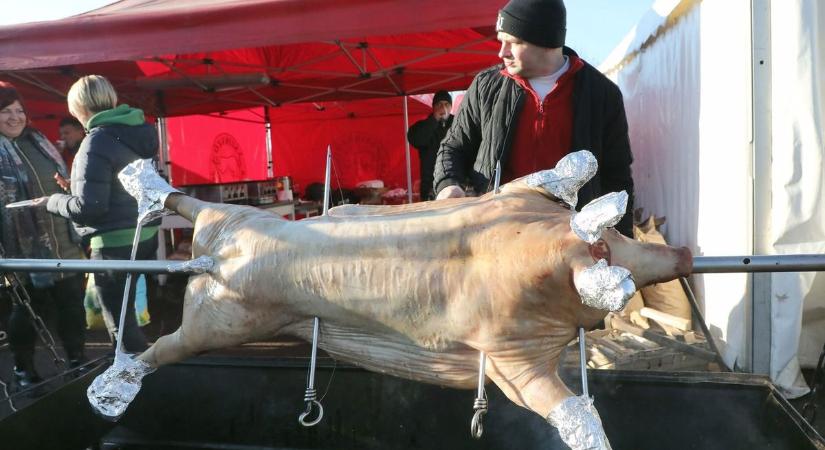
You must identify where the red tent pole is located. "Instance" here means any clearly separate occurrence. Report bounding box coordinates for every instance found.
[403,96,413,203]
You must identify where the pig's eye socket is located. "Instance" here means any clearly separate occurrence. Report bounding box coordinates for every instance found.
[589,239,611,263]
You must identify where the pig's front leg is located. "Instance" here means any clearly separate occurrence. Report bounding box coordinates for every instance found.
[486,355,612,450]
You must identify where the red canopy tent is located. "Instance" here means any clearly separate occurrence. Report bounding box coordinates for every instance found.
[165,97,433,192]
[0,0,502,194]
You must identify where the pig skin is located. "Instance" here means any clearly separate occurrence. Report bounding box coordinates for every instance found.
[139,177,692,420]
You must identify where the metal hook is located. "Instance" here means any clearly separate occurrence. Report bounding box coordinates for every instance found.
[298,397,324,427]
[298,317,324,427]
[470,351,488,439]
[470,394,488,439]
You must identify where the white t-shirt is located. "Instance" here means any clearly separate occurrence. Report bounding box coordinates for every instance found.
[528,56,570,101]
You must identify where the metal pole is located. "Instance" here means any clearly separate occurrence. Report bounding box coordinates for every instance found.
[6,254,825,275]
[298,152,332,427]
[156,117,171,183]
[323,146,332,214]
[265,106,274,179]
[403,96,413,204]
[0,259,201,274]
[750,0,773,376]
[579,327,589,397]
[115,223,145,355]
[691,254,825,273]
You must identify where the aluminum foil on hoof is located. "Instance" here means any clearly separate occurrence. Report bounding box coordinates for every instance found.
[573,259,636,312]
[87,353,156,420]
[525,150,598,208]
[570,191,629,244]
[547,395,613,450]
[118,159,181,225]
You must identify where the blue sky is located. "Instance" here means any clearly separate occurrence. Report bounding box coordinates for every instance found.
[566,0,655,65]
[4,0,653,66]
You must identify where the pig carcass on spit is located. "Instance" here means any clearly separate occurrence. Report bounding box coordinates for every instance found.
[91,152,692,450]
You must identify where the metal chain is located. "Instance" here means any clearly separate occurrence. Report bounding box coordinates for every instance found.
[0,242,64,368]
[802,342,825,424]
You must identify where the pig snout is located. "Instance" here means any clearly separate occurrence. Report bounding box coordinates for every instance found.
[604,233,693,288]
[633,244,692,287]
[675,246,693,278]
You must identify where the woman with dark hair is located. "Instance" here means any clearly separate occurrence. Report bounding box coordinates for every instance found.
[0,81,86,388]
[45,75,159,353]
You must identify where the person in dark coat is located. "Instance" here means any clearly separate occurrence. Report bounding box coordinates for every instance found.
[433,0,635,236]
[406,91,454,201]
[58,116,85,170]
[44,75,160,353]
[0,81,86,388]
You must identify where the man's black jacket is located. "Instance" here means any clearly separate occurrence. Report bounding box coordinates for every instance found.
[433,49,635,236]
[407,114,454,200]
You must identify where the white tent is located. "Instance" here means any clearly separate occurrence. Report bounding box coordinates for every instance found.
[601,0,825,397]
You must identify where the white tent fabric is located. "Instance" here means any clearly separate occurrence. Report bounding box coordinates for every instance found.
[770,0,825,394]
[603,0,825,397]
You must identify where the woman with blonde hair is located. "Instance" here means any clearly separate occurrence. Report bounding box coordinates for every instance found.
[45,75,159,353]
[0,81,86,388]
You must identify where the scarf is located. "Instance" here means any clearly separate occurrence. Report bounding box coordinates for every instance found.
[0,128,70,287]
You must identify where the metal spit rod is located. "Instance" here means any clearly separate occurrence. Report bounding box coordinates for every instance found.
[298,146,332,427]
[471,161,503,439]
[5,254,825,275]
[579,327,589,397]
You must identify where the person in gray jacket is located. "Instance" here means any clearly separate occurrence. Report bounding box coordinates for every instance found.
[0,81,86,389]
[44,75,160,353]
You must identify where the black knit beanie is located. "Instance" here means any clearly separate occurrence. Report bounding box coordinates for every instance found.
[496,0,566,48]
[432,90,452,107]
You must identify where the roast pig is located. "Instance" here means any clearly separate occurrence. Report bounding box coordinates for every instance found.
[92,156,692,449]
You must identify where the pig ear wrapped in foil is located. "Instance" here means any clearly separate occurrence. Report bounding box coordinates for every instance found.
[574,259,636,312]
[570,191,629,244]
[525,150,598,207]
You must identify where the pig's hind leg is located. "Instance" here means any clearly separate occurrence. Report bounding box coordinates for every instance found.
[139,273,285,367]
[485,352,612,450]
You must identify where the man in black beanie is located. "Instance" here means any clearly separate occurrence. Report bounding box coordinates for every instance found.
[433,0,635,238]
[406,90,454,200]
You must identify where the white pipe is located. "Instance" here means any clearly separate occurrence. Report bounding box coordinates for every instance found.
[750,0,772,375]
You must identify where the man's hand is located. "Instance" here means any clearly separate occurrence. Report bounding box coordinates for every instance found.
[436,185,465,200]
[54,173,70,192]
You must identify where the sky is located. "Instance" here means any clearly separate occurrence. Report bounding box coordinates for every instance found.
[3,0,653,66]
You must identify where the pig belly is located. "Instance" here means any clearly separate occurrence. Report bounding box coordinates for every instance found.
[285,319,480,389]
[191,204,493,348]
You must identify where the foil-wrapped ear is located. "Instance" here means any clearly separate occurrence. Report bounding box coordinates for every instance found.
[525,150,597,208]
[570,191,628,244]
[118,159,181,225]
[574,258,636,312]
